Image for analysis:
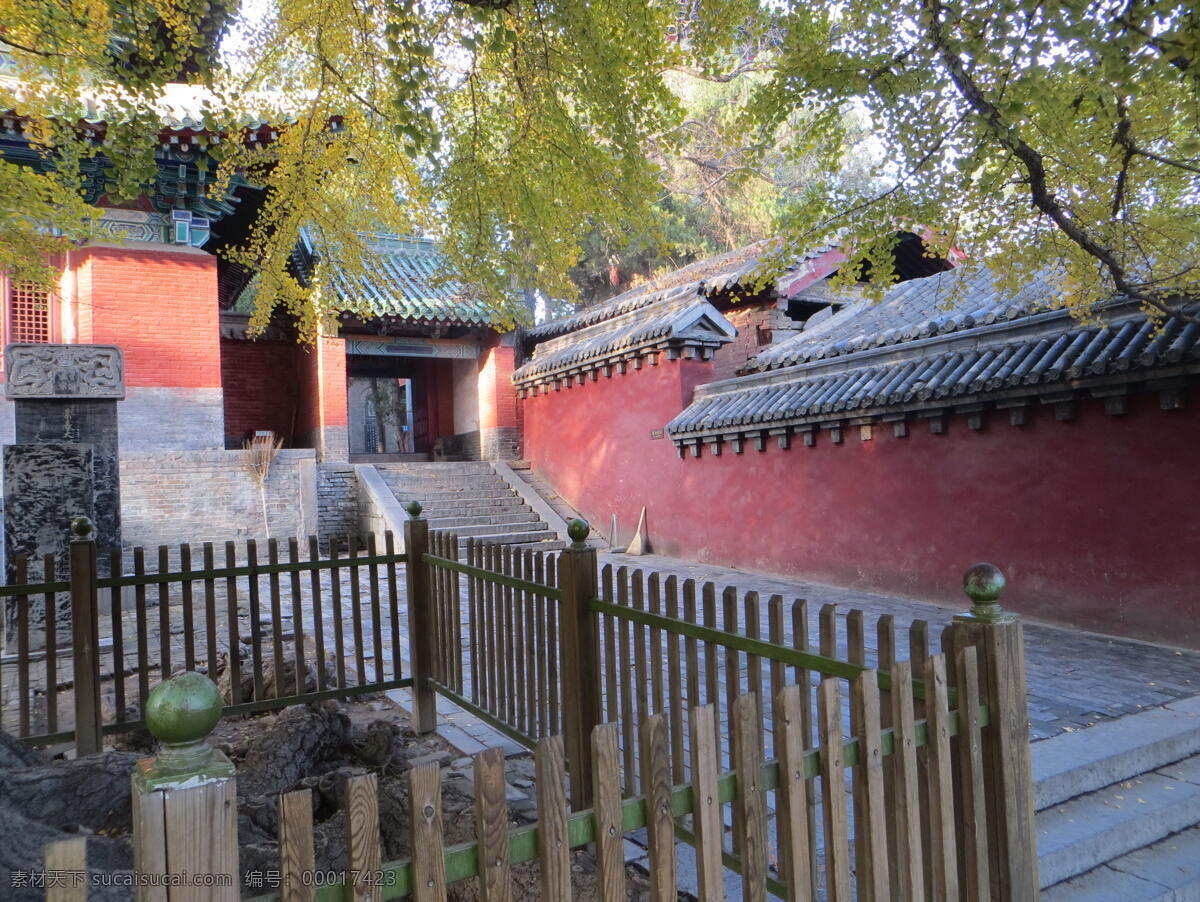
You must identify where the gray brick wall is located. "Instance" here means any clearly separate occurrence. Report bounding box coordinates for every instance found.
[118,387,225,450]
[480,426,520,461]
[119,449,317,549]
[318,463,358,540]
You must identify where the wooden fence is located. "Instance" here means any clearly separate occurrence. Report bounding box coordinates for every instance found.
[44,664,993,902]
[1,517,410,751]
[405,512,1039,901]
[29,507,1038,900]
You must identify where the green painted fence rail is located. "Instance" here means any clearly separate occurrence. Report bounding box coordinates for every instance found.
[244,699,989,902]
[421,551,562,600]
[591,596,943,704]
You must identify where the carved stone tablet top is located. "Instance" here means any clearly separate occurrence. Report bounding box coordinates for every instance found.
[4,344,125,400]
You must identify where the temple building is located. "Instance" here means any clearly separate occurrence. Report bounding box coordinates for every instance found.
[0,83,519,463]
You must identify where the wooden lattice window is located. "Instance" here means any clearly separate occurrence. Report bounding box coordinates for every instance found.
[7,280,51,343]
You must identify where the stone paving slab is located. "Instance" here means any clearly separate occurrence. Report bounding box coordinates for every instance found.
[604,551,1200,742]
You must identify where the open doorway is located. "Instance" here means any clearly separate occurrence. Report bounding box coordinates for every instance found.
[362,377,414,454]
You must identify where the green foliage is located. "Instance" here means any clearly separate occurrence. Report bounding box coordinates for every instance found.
[1,0,1196,332]
[747,0,1199,315]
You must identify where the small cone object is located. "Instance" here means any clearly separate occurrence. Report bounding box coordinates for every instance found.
[626,506,650,556]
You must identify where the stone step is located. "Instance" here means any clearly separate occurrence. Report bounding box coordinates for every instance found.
[382,476,512,492]
[1041,824,1200,901]
[430,521,551,539]
[424,511,542,530]
[376,462,496,475]
[450,529,561,546]
[391,488,517,502]
[1037,754,1200,889]
[417,498,532,515]
[457,538,567,555]
[1035,694,1200,810]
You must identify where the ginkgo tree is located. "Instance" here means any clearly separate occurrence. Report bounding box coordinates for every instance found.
[0,0,1196,333]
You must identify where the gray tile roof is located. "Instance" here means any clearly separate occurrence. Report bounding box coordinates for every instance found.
[744,265,1060,372]
[512,289,736,387]
[513,239,844,388]
[668,268,1200,443]
[524,240,836,343]
[323,235,509,328]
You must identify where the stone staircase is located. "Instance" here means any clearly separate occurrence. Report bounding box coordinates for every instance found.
[1037,693,1200,900]
[375,462,566,553]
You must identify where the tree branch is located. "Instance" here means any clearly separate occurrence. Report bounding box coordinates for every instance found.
[664,61,776,83]
[920,0,1198,318]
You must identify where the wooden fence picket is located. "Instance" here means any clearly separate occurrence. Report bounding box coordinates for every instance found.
[851,669,890,902]
[278,789,315,902]
[775,684,812,902]
[926,653,960,901]
[890,660,925,902]
[345,773,380,902]
[733,693,768,902]
[818,678,852,902]
[44,837,87,902]
[411,763,447,902]
[534,736,571,899]
[474,747,512,902]
[592,723,624,902]
[690,704,724,902]
[957,645,991,902]
[640,713,677,902]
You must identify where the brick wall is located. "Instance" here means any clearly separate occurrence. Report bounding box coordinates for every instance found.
[478,336,519,458]
[118,387,225,451]
[711,304,803,381]
[67,243,226,448]
[296,335,348,461]
[317,462,358,539]
[220,338,305,448]
[119,449,317,548]
[479,338,517,432]
[74,244,222,389]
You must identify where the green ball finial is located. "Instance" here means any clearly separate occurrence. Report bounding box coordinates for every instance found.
[406,500,423,519]
[70,515,95,541]
[145,672,222,746]
[963,562,1006,617]
[567,518,590,547]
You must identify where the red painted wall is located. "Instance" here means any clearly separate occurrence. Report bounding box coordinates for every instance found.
[523,357,1200,647]
[73,245,221,388]
[220,338,306,446]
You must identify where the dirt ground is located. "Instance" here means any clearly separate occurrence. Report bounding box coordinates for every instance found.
[0,693,685,900]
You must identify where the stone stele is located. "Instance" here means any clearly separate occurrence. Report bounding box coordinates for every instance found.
[3,344,125,400]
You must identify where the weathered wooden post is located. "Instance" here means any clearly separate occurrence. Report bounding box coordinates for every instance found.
[403,500,437,734]
[948,563,1039,901]
[69,515,103,756]
[132,671,238,901]
[557,518,603,810]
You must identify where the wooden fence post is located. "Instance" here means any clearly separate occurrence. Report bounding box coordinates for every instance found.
[558,519,602,810]
[69,516,103,757]
[403,501,437,734]
[947,563,1039,902]
[132,671,238,901]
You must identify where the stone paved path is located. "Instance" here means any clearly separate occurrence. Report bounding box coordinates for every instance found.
[387,548,1200,755]
[603,551,1200,743]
